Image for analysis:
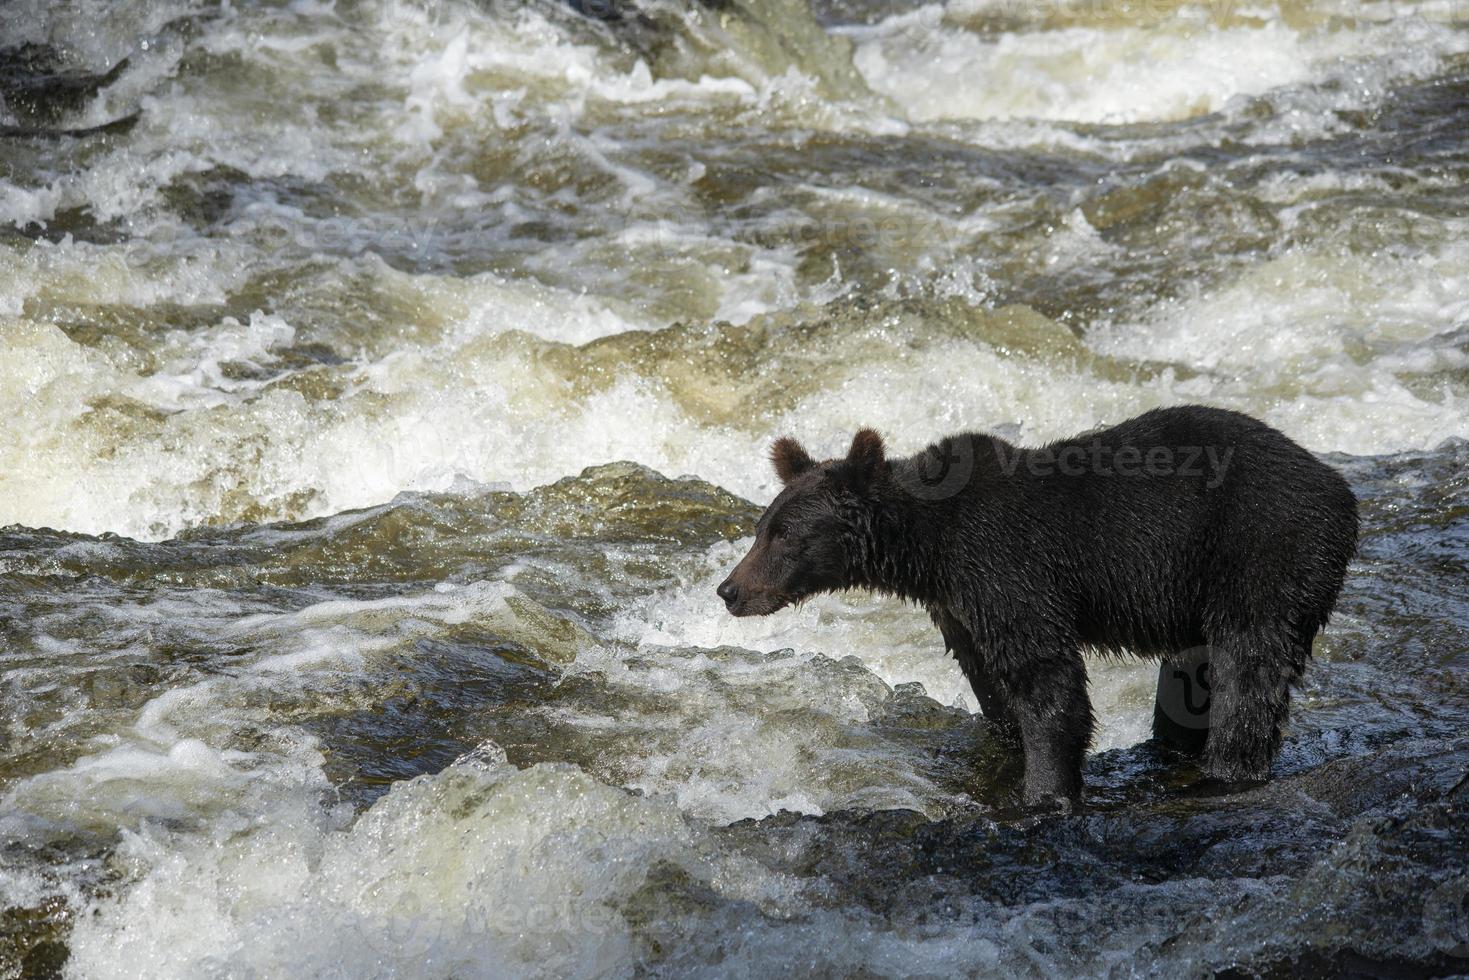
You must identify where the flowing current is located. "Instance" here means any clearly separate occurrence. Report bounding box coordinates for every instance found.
[2,0,1467,976]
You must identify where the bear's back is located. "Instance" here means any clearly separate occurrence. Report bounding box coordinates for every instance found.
[951,406,1357,655]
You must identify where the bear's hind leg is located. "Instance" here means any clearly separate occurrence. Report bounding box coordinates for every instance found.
[1008,647,1093,806]
[1202,628,1305,783]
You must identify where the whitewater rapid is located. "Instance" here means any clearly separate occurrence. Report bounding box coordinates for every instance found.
[1,0,1466,976]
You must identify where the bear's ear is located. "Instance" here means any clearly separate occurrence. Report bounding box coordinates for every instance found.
[771,437,815,484]
[846,428,886,476]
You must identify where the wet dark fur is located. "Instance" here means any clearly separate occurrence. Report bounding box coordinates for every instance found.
[718,405,1359,805]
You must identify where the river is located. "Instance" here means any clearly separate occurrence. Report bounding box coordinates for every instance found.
[1,0,1466,976]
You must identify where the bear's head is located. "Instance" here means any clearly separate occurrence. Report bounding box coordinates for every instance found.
[717,429,887,616]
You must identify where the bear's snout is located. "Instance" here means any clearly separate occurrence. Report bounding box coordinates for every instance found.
[719,540,793,616]
[717,572,786,617]
[716,578,740,609]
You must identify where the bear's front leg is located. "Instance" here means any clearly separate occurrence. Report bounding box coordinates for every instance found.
[1004,646,1093,806]
[930,606,1018,740]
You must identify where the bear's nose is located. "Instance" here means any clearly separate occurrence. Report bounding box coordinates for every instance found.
[717,579,739,606]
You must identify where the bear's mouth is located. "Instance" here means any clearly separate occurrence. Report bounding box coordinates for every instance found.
[726,591,794,617]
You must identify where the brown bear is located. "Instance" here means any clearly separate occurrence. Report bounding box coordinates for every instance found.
[717,405,1358,806]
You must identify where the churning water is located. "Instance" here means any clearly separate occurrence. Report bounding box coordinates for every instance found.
[1,0,1467,976]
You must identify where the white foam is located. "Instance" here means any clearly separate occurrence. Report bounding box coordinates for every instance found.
[850,11,1304,124]
[5,578,963,975]
[7,254,1463,538]
[127,312,297,411]
[2,0,1461,542]
[378,260,656,346]
[61,752,795,980]
[565,638,968,820]
[848,6,1465,126]
[1089,235,1469,454]
[0,235,250,314]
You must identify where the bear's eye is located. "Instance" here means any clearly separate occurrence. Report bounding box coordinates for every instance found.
[770,524,787,541]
